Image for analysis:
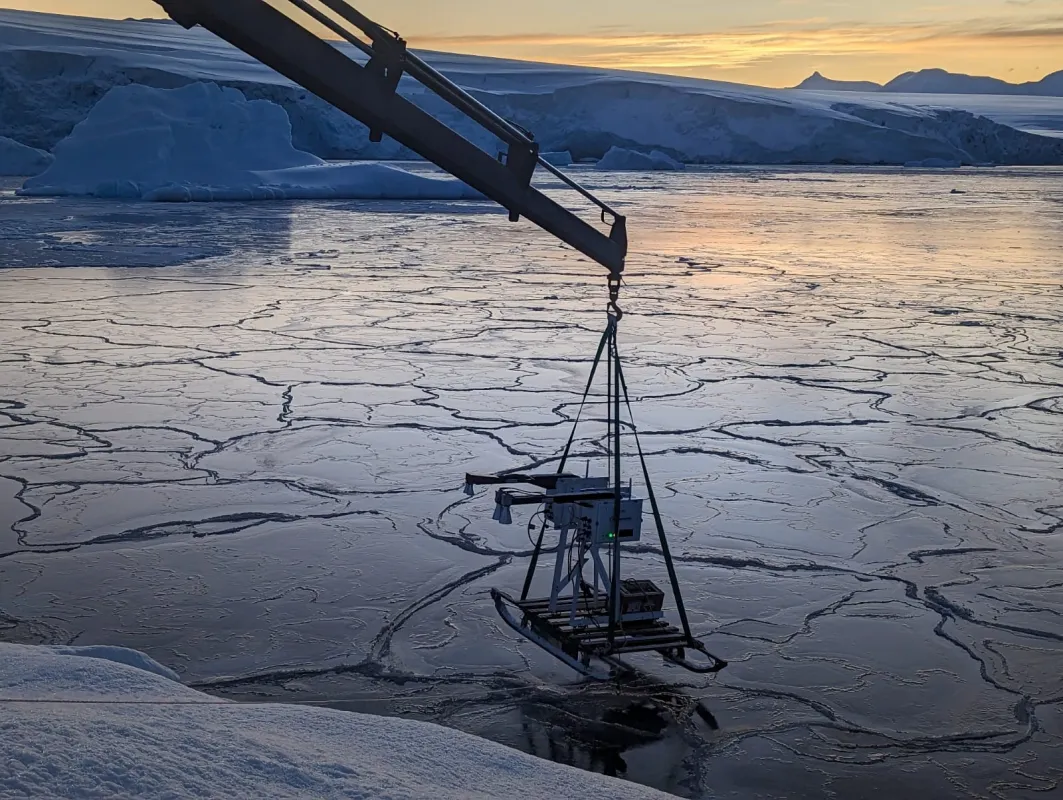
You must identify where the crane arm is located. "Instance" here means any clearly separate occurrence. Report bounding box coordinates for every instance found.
[152,0,627,277]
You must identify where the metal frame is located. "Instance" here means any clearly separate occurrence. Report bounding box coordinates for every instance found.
[472,313,728,679]
[151,0,627,275]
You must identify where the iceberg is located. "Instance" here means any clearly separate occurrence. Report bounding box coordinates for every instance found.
[596,146,685,171]
[19,82,480,202]
[904,157,963,168]
[541,150,574,166]
[0,135,52,176]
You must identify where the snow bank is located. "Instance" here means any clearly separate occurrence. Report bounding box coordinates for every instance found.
[44,644,180,680]
[0,644,182,699]
[2,9,1062,165]
[0,644,668,800]
[0,135,52,176]
[20,82,479,202]
[596,146,684,171]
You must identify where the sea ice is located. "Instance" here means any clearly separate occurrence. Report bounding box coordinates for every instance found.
[19,82,480,202]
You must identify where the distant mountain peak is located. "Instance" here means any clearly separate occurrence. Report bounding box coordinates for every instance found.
[794,67,1063,96]
[882,68,1013,94]
[793,72,883,92]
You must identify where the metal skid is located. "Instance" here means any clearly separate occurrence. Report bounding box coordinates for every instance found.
[490,589,725,680]
[466,315,727,680]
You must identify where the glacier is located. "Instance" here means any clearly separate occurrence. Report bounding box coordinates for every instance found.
[0,642,669,799]
[2,10,1062,167]
[19,82,480,202]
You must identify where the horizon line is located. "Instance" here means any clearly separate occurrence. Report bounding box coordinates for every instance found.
[2,5,1061,89]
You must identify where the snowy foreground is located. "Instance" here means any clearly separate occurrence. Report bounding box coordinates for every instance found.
[2,9,1062,168]
[0,643,669,799]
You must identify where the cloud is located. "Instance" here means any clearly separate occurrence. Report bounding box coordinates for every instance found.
[405,15,1063,73]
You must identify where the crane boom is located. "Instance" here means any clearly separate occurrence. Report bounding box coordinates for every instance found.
[152,0,628,276]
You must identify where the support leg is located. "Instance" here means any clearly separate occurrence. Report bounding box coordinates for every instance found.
[548,526,569,612]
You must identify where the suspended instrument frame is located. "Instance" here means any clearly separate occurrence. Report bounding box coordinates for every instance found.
[467,314,727,679]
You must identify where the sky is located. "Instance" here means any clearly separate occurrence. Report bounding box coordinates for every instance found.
[5,0,1062,87]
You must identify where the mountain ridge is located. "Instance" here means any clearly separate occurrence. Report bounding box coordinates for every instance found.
[795,67,1063,96]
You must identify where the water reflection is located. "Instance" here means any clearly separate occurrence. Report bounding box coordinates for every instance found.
[575,166,1063,279]
[506,677,717,790]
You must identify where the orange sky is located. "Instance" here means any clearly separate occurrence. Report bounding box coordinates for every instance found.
[4,0,1061,88]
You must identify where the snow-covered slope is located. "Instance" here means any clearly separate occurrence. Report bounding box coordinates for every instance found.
[0,643,669,799]
[0,135,52,176]
[792,91,1063,141]
[2,9,1063,164]
[20,82,479,202]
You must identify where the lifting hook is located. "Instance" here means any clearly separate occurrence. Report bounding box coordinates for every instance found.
[607,275,623,321]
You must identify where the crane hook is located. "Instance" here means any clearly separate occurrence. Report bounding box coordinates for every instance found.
[607,276,623,321]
